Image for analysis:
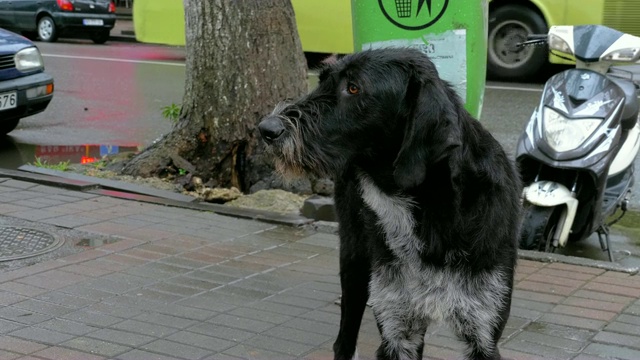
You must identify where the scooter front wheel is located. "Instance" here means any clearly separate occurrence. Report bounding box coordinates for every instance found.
[520,204,562,252]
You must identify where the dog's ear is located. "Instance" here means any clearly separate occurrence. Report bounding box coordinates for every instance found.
[393,57,462,190]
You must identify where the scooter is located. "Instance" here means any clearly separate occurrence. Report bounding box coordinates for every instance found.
[516,25,640,261]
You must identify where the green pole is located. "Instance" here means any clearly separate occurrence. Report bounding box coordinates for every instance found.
[351,0,488,119]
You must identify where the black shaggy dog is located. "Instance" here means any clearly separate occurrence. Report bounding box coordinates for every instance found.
[258,48,522,360]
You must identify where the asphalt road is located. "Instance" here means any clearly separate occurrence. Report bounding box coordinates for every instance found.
[8,39,185,147]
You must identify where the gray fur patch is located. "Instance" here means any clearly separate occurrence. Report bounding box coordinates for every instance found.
[358,173,509,358]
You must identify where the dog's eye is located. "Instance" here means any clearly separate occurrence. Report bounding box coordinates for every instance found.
[347,83,360,95]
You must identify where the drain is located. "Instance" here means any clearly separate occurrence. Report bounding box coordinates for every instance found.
[0,227,64,262]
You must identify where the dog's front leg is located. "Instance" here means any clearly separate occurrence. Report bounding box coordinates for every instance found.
[333,242,370,360]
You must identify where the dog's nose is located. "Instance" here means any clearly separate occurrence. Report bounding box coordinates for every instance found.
[258,116,285,143]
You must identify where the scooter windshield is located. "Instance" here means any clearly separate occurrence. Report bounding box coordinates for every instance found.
[572,25,625,62]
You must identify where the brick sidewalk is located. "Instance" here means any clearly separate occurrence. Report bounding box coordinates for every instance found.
[0,177,639,359]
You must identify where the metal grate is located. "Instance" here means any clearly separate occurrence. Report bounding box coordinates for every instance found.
[0,227,63,262]
[0,54,15,70]
[603,0,640,36]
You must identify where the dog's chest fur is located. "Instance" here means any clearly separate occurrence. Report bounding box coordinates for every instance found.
[358,174,508,327]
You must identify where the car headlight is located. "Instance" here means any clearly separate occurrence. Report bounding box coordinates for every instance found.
[543,107,602,152]
[15,47,44,72]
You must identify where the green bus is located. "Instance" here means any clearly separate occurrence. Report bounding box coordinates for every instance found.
[133,0,640,80]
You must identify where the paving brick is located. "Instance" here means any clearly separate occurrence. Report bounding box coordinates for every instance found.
[500,348,549,360]
[536,267,606,281]
[17,270,89,290]
[187,322,254,342]
[538,313,606,331]
[60,337,131,358]
[13,299,74,317]
[591,274,640,289]
[8,327,75,345]
[510,306,542,321]
[176,293,237,312]
[0,336,48,354]
[267,293,330,309]
[59,264,114,278]
[0,350,21,360]
[0,306,51,325]
[163,276,223,291]
[112,319,177,338]
[299,309,341,326]
[61,310,122,327]
[524,322,595,342]
[525,273,586,288]
[284,317,337,337]
[84,302,142,319]
[512,298,555,312]
[582,343,640,360]
[267,325,333,346]
[121,248,167,260]
[572,289,635,304]
[141,339,212,359]
[511,330,585,351]
[583,282,640,298]
[593,331,640,349]
[552,304,617,321]
[502,337,576,359]
[31,346,106,360]
[37,318,97,336]
[0,291,27,306]
[247,300,309,317]
[58,285,114,302]
[517,280,576,296]
[616,314,640,326]
[158,256,209,269]
[223,344,294,360]
[133,312,197,330]
[87,328,155,347]
[0,282,48,297]
[165,330,235,352]
[563,296,628,313]
[0,319,24,334]
[115,349,179,360]
[546,263,605,275]
[227,307,293,325]
[249,334,316,357]
[208,313,275,333]
[513,289,565,304]
[148,282,202,297]
[122,289,183,303]
[605,320,640,336]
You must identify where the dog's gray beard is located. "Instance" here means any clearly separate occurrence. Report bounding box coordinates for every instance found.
[269,102,334,179]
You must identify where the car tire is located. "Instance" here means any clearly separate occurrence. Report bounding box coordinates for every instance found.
[0,118,20,135]
[37,16,58,42]
[487,5,548,81]
[91,31,110,44]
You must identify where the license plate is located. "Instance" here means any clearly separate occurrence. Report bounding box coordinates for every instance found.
[0,92,17,111]
[83,19,104,26]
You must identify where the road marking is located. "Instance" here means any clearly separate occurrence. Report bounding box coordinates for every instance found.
[486,84,543,92]
[42,53,185,67]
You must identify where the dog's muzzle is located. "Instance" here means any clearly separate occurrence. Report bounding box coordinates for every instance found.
[258,116,285,144]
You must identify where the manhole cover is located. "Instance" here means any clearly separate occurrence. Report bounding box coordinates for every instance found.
[0,227,64,262]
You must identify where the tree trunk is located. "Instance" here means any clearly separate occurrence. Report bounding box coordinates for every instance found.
[121,0,307,192]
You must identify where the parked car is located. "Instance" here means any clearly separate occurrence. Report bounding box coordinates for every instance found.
[0,0,116,44]
[0,27,53,135]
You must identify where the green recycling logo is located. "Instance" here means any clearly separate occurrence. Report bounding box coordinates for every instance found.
[378,0,449,30]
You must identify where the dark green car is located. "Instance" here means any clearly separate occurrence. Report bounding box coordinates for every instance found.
[0,0,116,44]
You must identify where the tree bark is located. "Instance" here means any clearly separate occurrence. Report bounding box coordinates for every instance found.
[121,0,307,192]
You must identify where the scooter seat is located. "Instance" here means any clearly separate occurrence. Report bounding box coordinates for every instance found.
[609,77,639,130]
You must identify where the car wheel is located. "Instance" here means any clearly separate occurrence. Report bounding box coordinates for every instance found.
[487,5,548,80]
[0,118,20,135]
[37,16,58,42]
[91,31,110,44]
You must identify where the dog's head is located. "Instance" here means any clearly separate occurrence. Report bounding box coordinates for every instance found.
[258,48,462,188]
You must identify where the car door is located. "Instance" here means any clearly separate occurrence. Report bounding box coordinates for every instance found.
[0,0,16,28]
[11,0,38,31]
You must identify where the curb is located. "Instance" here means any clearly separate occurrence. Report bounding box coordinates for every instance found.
[0,167,312,228]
